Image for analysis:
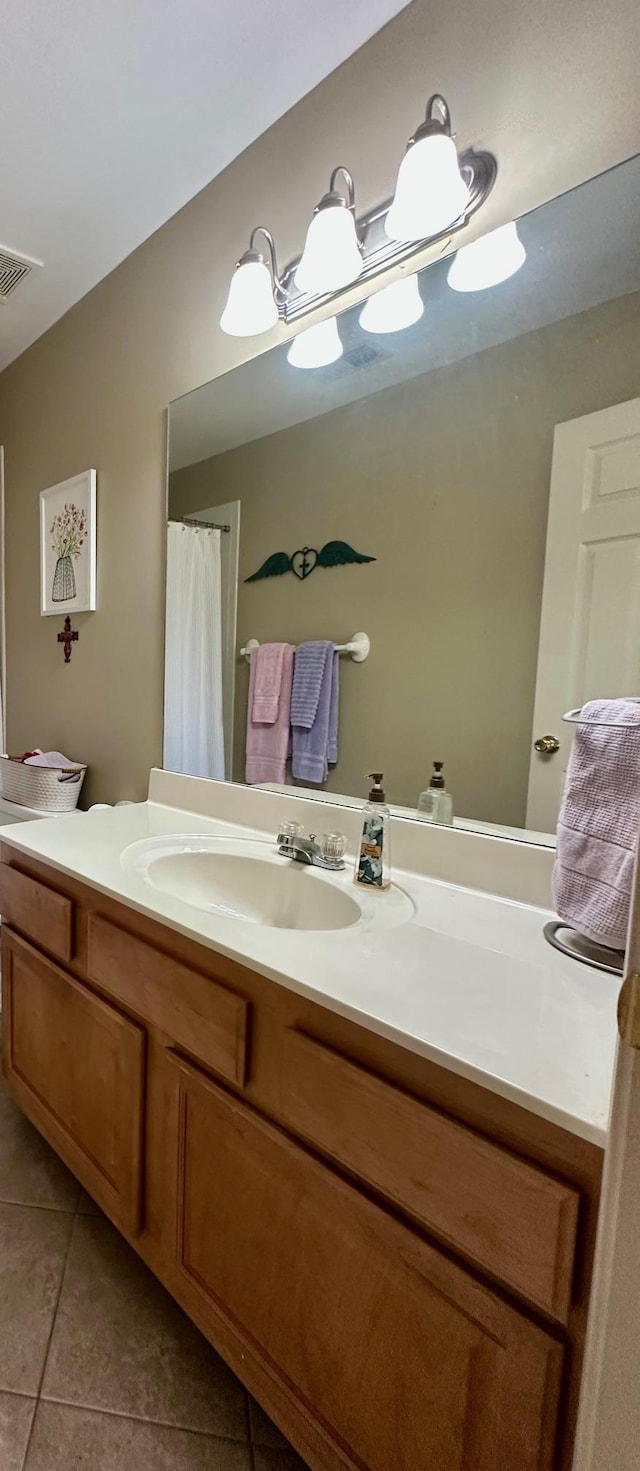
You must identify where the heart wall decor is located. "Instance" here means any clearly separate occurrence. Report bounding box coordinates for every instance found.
[291,547,318,580]
[245,540,376,584]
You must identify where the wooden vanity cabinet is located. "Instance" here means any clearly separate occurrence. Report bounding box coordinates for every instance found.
[2,927,145,1234]
[0,850,603,1471]
[167,1050,562,1471]
[0,864,74,963]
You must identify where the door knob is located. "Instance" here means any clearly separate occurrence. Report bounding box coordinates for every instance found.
[534,735,560,755]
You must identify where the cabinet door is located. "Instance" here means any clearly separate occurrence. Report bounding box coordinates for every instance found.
[168,1053,563,1471]
[2,928,145,1234]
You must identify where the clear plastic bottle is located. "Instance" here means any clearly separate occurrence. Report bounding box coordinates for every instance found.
[354,773,391,889]
[417,761,454,825]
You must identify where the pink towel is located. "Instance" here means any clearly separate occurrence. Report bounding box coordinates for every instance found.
[251,643,287,724]
[552,698,640,950]
[245,644,294,785]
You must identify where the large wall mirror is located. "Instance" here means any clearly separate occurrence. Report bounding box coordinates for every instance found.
[165,154,640,846]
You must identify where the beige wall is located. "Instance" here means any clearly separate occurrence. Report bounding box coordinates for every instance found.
[0,0,639,803]
[169,292,640,825]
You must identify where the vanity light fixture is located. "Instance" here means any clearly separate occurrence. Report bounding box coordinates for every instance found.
[359,273,424,334]
[446,221,526,292]
[286,316,343,369]
[384,95,471,243]
[220,227,282,336]
[295,167,363,295]
[219,89,496,336]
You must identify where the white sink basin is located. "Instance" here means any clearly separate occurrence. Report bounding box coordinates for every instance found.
[142,850,361,929]
[122,833,414,932]
[122,834,369,930]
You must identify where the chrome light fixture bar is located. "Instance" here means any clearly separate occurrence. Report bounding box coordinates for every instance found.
[220,92,497,336]
[283,144,495,324]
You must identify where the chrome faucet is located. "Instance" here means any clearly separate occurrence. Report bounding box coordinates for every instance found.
[277,828,346,871]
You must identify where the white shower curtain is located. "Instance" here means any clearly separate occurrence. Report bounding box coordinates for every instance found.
[163,522,225,780]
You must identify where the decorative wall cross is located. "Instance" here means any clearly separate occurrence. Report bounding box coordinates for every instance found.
[57,615,79,663]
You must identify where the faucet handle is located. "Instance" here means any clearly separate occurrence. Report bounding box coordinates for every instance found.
[319,832,347,863]
[277,820,304,844]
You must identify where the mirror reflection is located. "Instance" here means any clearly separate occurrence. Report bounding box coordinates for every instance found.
[166,155,640,845]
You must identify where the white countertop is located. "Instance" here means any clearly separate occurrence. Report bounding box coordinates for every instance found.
[0,795,619,1147]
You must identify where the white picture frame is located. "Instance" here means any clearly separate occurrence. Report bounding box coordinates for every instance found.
[40,469,97,616]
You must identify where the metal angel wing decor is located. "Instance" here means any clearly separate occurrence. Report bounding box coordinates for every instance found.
[245,540,376,583]
[244,551,293,582]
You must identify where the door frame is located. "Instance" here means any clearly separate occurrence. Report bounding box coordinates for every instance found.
[573,838,640,1468]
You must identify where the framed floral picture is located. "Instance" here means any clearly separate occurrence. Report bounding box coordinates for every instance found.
[40,469,97,616]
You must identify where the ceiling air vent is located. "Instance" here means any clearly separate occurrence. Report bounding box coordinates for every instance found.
[0,247,42,302]
[343,342,386,369]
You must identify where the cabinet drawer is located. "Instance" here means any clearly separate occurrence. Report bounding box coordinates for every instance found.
[87,915,249,1088]
[279,1030,579,1321]
[168,1053,562,1471]
[0,861,74,963]
[2,928,145,1234]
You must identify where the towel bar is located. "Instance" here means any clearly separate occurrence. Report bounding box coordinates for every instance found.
[563,705,640,729]
[240,632,370,663]
[544,921,624,976]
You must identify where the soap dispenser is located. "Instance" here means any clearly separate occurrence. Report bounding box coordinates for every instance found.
[417,761,454,826]
[354,773,391,889]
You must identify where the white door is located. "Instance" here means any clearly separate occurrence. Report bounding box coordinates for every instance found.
[572,845,640,1470]
[526,398,640,832]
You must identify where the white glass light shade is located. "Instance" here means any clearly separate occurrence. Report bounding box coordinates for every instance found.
[294,204,363,294]
[385,133,470,242]
[446,222,526,292]
[359,275,424,334]
[220,259,278,336]
[287,316,343,369]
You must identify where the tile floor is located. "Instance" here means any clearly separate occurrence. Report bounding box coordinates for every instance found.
[0,1076,309,1470]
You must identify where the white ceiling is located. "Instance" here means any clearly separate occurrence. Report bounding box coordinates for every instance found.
[0,0,409,373]
[169,155,640,470]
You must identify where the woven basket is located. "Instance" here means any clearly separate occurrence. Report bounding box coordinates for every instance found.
[0,756,87,813]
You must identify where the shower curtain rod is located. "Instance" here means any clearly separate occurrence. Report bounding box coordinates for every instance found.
[170,517,231,533]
